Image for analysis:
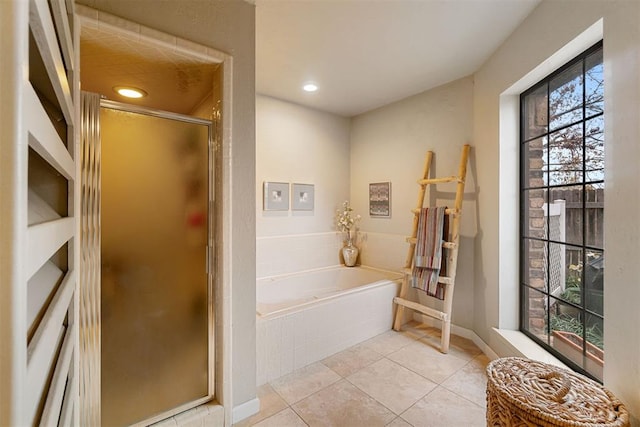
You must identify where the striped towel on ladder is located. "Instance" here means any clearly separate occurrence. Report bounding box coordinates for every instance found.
[411,206,449,300]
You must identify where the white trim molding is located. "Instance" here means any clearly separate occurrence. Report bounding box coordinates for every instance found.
[232,398,260,424]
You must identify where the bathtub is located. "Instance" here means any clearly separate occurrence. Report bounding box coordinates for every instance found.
[256,266,402,385]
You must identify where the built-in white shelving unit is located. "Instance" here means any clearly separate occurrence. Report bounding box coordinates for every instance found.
[1,0,79,424]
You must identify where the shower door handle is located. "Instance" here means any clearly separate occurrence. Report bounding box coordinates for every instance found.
[206,245,214,274]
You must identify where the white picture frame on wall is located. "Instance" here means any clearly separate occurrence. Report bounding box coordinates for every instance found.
[263,181,289,211]
[292,183,314,211]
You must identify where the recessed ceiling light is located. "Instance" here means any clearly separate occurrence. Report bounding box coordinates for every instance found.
[113,86,147,99]
[303,83,318,92]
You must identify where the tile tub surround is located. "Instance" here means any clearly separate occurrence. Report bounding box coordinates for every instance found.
[256,233,345,278]
[237,323,489,427]
[256,268,402,385]
[256,231,408,278]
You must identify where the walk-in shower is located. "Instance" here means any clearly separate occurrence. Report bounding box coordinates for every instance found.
[99,102,213,426]
[78,9,229,424]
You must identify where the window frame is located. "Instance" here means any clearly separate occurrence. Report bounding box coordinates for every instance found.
[519,41,604,381]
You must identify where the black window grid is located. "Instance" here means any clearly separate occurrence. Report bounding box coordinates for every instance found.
[519,41,604,382]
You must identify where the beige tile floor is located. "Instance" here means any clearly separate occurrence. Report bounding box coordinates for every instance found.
[234,322,490,427]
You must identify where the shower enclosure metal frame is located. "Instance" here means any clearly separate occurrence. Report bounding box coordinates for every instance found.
[100,99,216,424]
[78,8,235,424]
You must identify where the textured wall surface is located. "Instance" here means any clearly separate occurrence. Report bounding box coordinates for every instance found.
[350,77,476,329]
[473,1,640,420]
[256,95,351,238]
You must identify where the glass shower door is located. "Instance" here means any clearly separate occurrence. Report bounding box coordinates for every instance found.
[100,106,211,426]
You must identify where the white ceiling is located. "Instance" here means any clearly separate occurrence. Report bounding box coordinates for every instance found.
[79,0,541,118]
[256,0,541,117]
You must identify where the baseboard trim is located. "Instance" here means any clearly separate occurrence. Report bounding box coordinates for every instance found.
[414,314,499,360]
[232,397,260,424]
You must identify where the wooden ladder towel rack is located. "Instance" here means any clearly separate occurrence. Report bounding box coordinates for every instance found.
[392,144,470,353]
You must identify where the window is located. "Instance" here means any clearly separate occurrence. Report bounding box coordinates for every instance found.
[520,42,604,381]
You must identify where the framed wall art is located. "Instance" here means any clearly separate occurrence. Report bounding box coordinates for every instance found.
[263,181,289,211]
[369,182,391,217]
[292,183,314,211]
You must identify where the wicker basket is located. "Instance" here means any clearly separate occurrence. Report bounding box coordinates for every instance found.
[486,357,629,427]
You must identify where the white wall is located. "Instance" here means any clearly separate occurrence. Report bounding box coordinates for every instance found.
[473,0,640,421]
[77,0,257,412]
[350,77,476,329]
[256,95,351,276]
[256,95,351,237]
